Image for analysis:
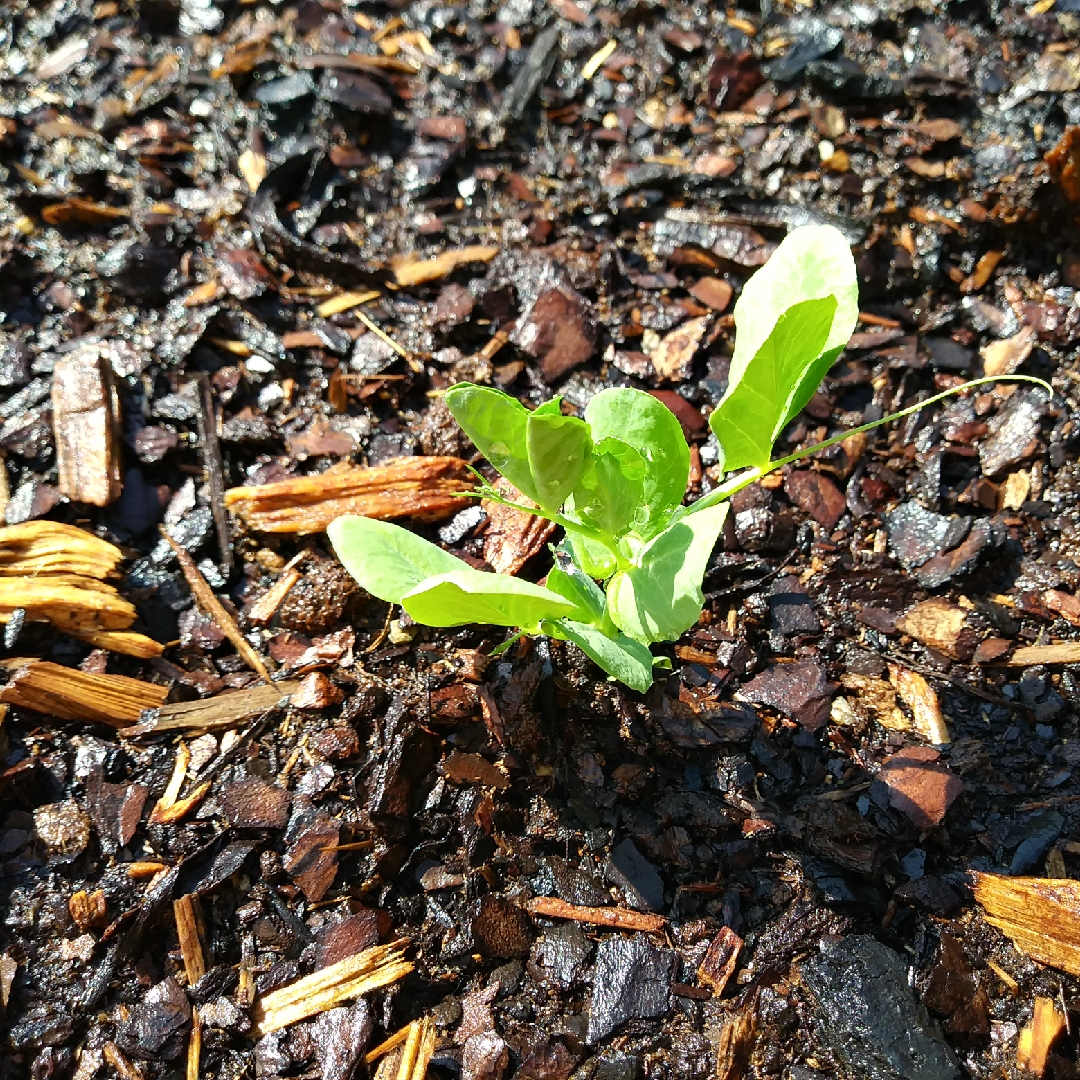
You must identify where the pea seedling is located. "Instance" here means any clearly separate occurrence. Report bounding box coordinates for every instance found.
[329,225,1050,692]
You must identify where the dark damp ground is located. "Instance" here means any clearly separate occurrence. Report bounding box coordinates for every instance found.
[2,0,1080,1077]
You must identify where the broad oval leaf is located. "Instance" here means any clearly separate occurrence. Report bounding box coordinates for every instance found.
[401,568,577,629]
[570,436,645,538]
[607,501,729,644]
[543,619,654,693]
[327,515,463,603]
[728,223,858,399]
[444,384,538,502]
[584,388,690,538]
[526,410,592,512]
[708,296,837,472]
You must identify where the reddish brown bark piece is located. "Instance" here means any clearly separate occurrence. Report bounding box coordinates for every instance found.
[526,896,666,933]
[512,286,597,383]
[688,277,733,312]
[291,671,345,709]
[442,750,509,790]
[697,927,742,997]
[648,390,707,435]
[783,470,846,531]
[225,456,475,533]
[879,746,963,829]
[284,816,339,901]
[52,346,122,506]
[219,778,291,829]
[480,478,555,575]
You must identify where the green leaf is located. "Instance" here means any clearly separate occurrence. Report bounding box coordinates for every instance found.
[402,568,577,629]
[544,546,606,624]
[444,384,538,502]
[606,501,729,644]
[727,223,859,404]
[544,619,654,693]
[567,531,618,580]
[708,296,837,472]
[526,410,592,512]
[327,515,464,603]
[570,436,645,537]
[584,388,689,538]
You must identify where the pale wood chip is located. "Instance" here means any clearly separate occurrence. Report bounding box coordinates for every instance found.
[225,457,475,534]
[1017,997,1066,1076]
[394,246,499,287]
[126,680,300,736]
[174,894,207,986]
[0,661,167,726]
[526,896,665,933]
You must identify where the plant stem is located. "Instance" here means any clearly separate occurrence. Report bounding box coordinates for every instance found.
[717,374,1053,502]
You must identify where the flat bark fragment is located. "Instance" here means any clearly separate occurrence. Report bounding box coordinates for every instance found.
[0,660,168,726]
[52,346,122,506]
[225,456,475,534]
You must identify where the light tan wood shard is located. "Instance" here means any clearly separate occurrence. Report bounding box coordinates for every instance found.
[973,872,1080,977]
[0,522,160,657]
[1007,643,1080,666]
[0,661,168,726]
[52,347,122,506]
[1017,997,1066,1075]
[252,940,412,1037]
[225,457,475,534]
[526,896,666,933]
[889,663,950,745]
[393,246,499,287]
[715,1006,756,1080]
[174,894,207,986]
[126,680,300,736]
[0,521,124,577]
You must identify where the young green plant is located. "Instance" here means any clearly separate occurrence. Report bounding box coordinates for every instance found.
[328,224,1051,693]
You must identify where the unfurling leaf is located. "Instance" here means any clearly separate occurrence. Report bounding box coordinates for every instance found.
[584,388,690,538]
[570,436,645,538]
[607,501,729,644]
[526,410,592,512]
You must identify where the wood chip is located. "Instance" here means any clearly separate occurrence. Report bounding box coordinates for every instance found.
[895,597,977,661]
[237,149,268,192]
[187,1011,202,1080]
[225,457,475,534]
[394,1016,436,1080]
[103,1042,145,1080]
[650,315,710,382]
[697,926,742,997]
[247,563,303,625]
[0,523,160,656]
[160,528,271,681]
[252,940,412,1037]
[0,661,167,726]
[52,346,122,506]
[1006,643,1080,666]
[174,894,207,986]
[126,680,300,736]
[888,663,950,744]
[0,953,16,1008]
[1017,997,1066,1076]
[715,1005,756,1080]
[525,896,666,933]
[1042,589,1080,627]
[981,324,1037,378]
[960,250,1005,294]
[973,872,1080,977]
[393,246,499,287]
[316,289,380,317]
[480,478,555,575]
[69,889,107,931]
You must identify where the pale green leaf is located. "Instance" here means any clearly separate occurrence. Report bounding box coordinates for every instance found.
[544,619,654,692]
[444,384,538,501]
[401,568,577,629]
[607,501,729,644]
[728,223,858,397]
[544,546,606,624]
[570,436,645,537]
[584,388,689,538]
[526,410,592,511]
[327,515,463,603]
[567,530,618,580]
[708,296,836,472]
